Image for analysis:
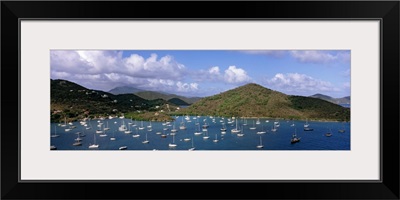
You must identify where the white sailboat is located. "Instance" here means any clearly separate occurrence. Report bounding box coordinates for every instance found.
[203,129,210,139]
[188,137,195,151]
[256,118,261,125]
[124,122,132,134]
[119,146,127,150]
[256,136,264,148]
[304,118,309,128]
[142,133,149,144]
[237,126,244,137]
[249,120,257,130]
[104,121,110,131]
[73,132,82,146]
[110,130,116,141]
[194,123,202,135]
[88,133,99,149]
[231,119,241,133]
[99,126,108,137]
[132,127,140,138]
[257,125,266,134]
[51,125,60,138]
[213,133,219,143]
[168,134,177,147]
[138,121,145,130]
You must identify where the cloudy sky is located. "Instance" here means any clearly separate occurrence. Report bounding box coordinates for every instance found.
[50,50,350,98]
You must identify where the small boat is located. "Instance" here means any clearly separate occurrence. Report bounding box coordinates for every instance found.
[51,125,60,138]
[291,129,301,144]
[256,136,264,148]
[88,133,99,149]
[325,129,332,137]
[256,125,266,134]
[142,133,149,144]
[50,145,57,150]
[194,124,202,135]
[213,134,219,143]
[203,129,210,139]
[73,141,82,146]
[304,118,309,128]
[188,137,195,151]
[249,120,257,130]
[237,126,244,137]
[119,146,127,150]
[184,137,191,142]
[303,127,314,131]
[231,119,241,133]
[168,134,177,147]
[110,131,116,141]
[132,128,140,138]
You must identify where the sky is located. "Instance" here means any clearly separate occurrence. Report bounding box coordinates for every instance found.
[50,50,351,98]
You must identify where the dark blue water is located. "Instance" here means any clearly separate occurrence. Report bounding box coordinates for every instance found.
[50,116,350,151]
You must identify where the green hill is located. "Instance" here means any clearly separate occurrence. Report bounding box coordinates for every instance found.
[51,79,174,123]
[108,86,144,95]
[177,83,350,121]
[310,94,351,105]
[135,91,201,105]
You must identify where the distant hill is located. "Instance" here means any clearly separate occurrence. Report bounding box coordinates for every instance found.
[310,94,351,105]
[51,79,174,122]
[177,83,350,121]
[135,91,202,105]
[108,86,144,95]
[168,98,190,106]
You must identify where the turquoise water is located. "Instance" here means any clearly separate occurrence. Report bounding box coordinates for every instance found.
[50,116,350,150]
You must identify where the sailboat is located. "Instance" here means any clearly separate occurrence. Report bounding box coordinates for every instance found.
[203,129,210,139]
[73,132,82,146]
[257,125,266,134]
[124,122,132,134]
[51,125,60,138]
[96,124,103,134]
[99,126,108,137]
[50,145,57,150]
[249,120,257,130]
[256,135,264,148]
[304,118,309,128]
[237,126,244,137]
[220,123,227,134]
[231,119,241,133]
[119,120,127,132]
[61,116,67,127]
[291,128,301,144]
[338,124,346,133]
[132,127,140,138]
[179,118,186,130]
[119,146,127,150]
[104,121,110,131]
[168,134,177,147]
[256,118,261,125]
[194,123,202,135]
[188,137,195,151]
[110,130,116,141]
[161,129,167,138]
[170,122,178,133]
[88,133,99,148]
[271,124,277,132]
[213,133,219,143]
[325,128,332,137]
[142,132,150,144]
[138,121,145,130]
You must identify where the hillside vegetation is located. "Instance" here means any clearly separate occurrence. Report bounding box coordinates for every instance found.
[177,83,350,121]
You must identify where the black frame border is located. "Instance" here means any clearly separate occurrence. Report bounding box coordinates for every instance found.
[2,1,399,200]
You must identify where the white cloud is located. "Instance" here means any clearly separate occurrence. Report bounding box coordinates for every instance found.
[264,73,340,94]
[290,50,350,64]
[208,66,220,75]
[51,50,186,80]
[224,66,252,84]
[176,81,199,92]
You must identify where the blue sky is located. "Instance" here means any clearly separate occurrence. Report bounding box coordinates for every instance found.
[51,50,350,98]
